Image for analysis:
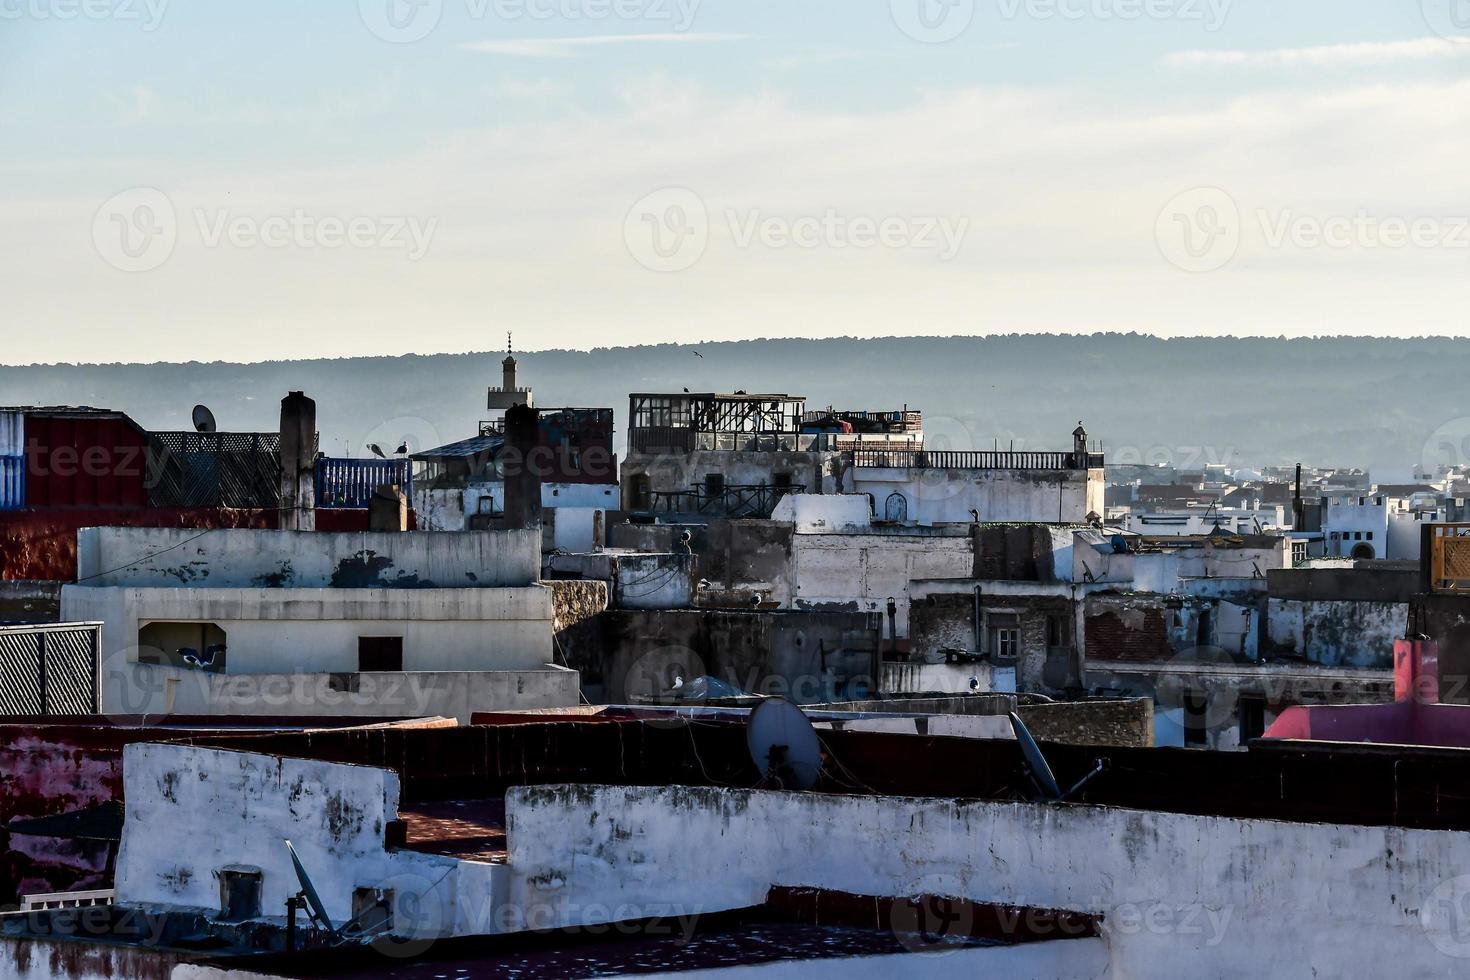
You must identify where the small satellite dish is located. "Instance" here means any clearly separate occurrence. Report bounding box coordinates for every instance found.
[285,839,334,932]
[1008,712,1109,804]
[746,697,823,791]
[192,404,217,433]
[1008,712,1063,802]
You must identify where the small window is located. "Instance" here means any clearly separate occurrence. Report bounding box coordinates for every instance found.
[358,636,404,672]
[704,472,726,497]
[1366,532,1373,540]
[1358,497,1365,506]
[773,472,793,490]
[1047,615,1067,648]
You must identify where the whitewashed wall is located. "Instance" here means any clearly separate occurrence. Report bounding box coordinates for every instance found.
[64,585,557,681]
[100,663,578,722]
[116,745,506,938]
[506,784,1470,980]
[75,528,541,589]
[851,467,1100,526]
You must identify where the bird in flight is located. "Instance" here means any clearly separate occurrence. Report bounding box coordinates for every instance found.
[692,350,704,359]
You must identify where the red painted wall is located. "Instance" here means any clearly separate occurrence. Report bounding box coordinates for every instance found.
[0,508,278,582]
[23,415,150,509]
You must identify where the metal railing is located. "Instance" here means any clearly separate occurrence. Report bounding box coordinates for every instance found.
[650,484,805,518]
[852,449,1103,470]
[316,457,412,509]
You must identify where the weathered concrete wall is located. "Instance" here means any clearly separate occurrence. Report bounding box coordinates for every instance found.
[0,940,188,980]
[1409,593,1470,705]
[505,783,1470,979]
[790,530,973,637]
[104,664,578,723]
[1266,598,1405,668]
[116,744,505,937]
[1017,698,1153,747]
[771,493,873,532]
[63,585,556,683]
[547,552,693,610]
[972,524,1074,582]
[1268,566,1419,604]
[850,466,1096,525]
[75,527,540,589]
[559,608,882,705]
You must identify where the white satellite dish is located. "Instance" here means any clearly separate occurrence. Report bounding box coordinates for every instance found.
[192,404,217,433]
[746,697,823,791]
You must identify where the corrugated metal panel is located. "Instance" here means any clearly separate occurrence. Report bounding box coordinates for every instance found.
[24,415,148,508]
[0,411,22,456]
[0,455,22,511]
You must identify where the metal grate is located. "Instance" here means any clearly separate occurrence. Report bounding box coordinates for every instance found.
[0,631,43,713]
[146,432,285,509]
[0,624,99,715]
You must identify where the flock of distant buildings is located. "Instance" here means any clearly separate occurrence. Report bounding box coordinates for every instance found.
[4,357,1470,976]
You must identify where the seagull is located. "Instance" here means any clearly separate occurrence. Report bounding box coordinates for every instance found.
[671,674,685,692]
[692,350,704,359]
[368,443,387,459]
[683,387,690,393]
[969,676,980,692]
[394,442,409,455]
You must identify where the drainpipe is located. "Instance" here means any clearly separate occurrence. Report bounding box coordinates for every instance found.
[973,584,983,658]
[886,597,898,662]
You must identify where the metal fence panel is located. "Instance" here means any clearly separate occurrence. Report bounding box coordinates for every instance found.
[147,432,283,509]
[0,631,43,714]
[0,624,100,716]
[42,626,99,714]
[316,458,412,509]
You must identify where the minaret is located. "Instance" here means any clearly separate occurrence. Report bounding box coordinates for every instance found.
[488,333,533,412]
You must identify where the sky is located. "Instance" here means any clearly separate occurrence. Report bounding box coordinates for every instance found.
[2,0,1469,365]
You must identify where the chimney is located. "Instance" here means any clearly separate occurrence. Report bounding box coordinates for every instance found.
[279,391,316,532]
[502,402,542,531]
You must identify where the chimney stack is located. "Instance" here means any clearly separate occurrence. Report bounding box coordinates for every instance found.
[279,391,316,531]
[502,402,542,531]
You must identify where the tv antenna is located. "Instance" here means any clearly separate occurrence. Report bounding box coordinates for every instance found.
[746,697,823,791]
[192,404,217,433]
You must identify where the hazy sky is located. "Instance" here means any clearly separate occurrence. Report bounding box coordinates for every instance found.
[2,1,1468,365]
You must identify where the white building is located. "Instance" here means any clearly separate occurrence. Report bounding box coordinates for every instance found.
[60,527,581,722]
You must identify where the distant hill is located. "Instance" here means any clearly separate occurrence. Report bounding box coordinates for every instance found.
[1,334,1463,477]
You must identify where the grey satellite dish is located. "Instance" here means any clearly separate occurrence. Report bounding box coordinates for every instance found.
[1007,712,1109,804]
[286,839,334,932]
[192,404,217,433]
[747,697,823,791]
[1008,712,1063,801]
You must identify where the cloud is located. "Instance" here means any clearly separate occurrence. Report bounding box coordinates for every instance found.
[460,33,748,58]
[1166,36,1470,68]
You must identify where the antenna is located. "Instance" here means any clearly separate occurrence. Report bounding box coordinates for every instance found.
[192,404,217,433]
[746,698,823,790]
[1007,712,1108,803]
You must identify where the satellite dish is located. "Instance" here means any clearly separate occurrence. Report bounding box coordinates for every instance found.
[192,404,217,433]
[746,697,823,791]
[1008,712,1063,802]
[285,839,334,932]
[1007,712,1108,804]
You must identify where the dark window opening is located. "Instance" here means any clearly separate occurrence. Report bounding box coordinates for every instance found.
[1183,691,1209,747]
[704,472,726,497]
[351,887,394,934]
[359,636,404,672]
[218,867,263,922]
[1239,696,1267,744]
